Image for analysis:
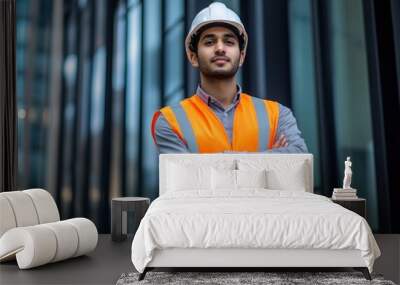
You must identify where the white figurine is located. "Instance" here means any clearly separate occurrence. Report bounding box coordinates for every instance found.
[342,156,353,189]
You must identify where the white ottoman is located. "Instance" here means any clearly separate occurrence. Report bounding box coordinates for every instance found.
[0,189,98,269]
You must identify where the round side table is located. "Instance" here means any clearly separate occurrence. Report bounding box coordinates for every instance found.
[111,197,150,242]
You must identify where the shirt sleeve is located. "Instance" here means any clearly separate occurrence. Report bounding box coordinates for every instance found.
[267,104,308,153]
[154,114,190,154]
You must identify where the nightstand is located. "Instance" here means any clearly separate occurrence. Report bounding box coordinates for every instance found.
[331,198,366,218]
[111,197,150,242]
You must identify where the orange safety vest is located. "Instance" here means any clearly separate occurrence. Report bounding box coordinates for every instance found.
[151,93,280,153]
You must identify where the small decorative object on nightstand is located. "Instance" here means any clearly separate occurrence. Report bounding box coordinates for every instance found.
[111,197,150,242]
[332,156,358,200]
[331,198,366,218]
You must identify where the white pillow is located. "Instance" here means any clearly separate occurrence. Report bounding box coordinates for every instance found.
[237,159,309,192]
[167,162,211,191]
[211,168,268,190]
[266,167,307,191]
[236,169,267,188]
[212,168,236,190]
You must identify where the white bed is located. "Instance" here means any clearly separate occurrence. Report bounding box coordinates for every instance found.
[131,154,380,280]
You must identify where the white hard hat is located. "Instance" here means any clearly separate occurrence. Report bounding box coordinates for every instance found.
[185,2,248,58]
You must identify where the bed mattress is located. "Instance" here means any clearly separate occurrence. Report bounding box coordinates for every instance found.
[131,189,380,273]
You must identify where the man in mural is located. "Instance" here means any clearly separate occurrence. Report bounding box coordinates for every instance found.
[151,2,308,154]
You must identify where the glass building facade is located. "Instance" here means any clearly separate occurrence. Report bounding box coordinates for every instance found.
[15,0,400,233]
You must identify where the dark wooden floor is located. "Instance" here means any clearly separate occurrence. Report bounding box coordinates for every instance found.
[0,235,134,285]
[0,234,398,285]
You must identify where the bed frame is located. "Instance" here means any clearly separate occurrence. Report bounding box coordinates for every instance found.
[139,154,371,281]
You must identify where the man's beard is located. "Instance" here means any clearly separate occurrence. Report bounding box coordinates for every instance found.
[198,56,240,79]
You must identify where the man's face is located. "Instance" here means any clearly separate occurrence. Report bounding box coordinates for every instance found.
[188,26,245,79]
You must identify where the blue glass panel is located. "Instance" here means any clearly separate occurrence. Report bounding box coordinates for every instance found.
[166,0,183,28]
[87,46,106,222]
[288,0,321,191]
[113,13,126,92]
[328,0,378,230]
[165,22,184,98]
[128,0,140,9]
[165,89,184,106]
[17,20,27,45]
[142,0,161,199]
[90,47,106,134]
[126,5,142,196]
[110,2,127,198]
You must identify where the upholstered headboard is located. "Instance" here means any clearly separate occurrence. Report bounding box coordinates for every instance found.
[159,153,313,195]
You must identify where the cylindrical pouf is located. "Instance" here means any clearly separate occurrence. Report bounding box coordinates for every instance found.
[64,218,98,257]
[23,189,60,224]
[0,196,17,237]
[0,226,57,269]
[42,221,79,262]
[0,218,98,269]
[0,191,39,227]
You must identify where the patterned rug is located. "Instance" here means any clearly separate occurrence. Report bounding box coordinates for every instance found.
[116,271,396,285]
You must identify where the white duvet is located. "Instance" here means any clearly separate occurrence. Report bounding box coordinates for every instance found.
[131,189,380,273]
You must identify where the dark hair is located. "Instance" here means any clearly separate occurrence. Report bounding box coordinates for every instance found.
[189,22,246,53]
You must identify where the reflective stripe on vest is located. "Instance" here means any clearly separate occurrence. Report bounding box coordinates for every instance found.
[152,93,280,153]
[170,104,198,152]
[265,100,279,149]
[251,96,269,151]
